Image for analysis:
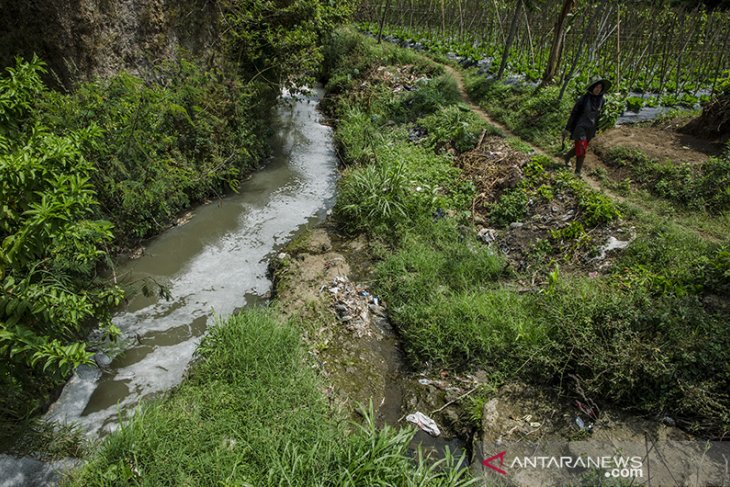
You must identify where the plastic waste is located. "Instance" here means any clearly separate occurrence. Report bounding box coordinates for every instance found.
[406,411,441,436]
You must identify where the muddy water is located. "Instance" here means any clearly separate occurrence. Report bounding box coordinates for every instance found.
[43,86,337,438]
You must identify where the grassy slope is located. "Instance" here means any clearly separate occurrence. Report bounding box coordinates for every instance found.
[67,310,472,485]
[325,29,730,436]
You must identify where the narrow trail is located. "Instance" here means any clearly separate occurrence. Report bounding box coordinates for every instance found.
[440,64,620,200]
[440,63,724,244]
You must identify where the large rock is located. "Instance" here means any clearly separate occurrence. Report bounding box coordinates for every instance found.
[0,0,219,86]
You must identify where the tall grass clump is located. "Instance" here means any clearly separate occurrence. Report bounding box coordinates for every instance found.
[417,104,499,153]
[69,310,475,485]
[334,139,472,238]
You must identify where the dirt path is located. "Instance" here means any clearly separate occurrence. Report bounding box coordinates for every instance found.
[440,64,615,198]
[440,64,728,244]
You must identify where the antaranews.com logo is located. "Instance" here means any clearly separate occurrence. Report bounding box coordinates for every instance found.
[483,451,644,480]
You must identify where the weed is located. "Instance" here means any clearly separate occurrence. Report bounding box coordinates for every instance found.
[603,146,730,212]
[417,104,496,153]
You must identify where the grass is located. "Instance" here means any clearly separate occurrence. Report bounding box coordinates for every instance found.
[67,310,474,486]
[417,104,499,153]
[601,145,730,213]
[324,28,730,437]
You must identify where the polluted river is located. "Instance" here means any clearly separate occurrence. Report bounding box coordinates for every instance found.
[43,87,338,439]
[0,87,465,486]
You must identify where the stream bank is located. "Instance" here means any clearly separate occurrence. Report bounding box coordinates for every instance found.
[1,86,339,485]
[318,27,730,486]
[270,225,473,459]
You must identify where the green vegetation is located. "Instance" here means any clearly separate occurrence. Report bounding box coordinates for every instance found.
[417,104,498,152]
[324,29,730,436]
[601,145,730,212]
[40,59,272,244]
[463,72,625,153]
[1,0,354,428]
[490,155,621,227]
[358,0,729,111]
[69,310,473,485]
[0,57,124,421]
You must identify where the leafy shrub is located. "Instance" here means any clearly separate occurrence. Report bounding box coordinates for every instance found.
[39,58,272,244]
[535,277,730,434]
[0,58,124,420]
[489,188,529,226]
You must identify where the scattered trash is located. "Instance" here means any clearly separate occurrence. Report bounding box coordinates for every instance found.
[325,276,386,338]
[593,236,631,261]
[530,422,541,428]
[174,211,194,226]
[408,126,427,143]
[277,252,289,260]
[575,416,585,430]
[575,400,596,419]
[478,228,497,244]
[406,411,441,436]
[129,246,145,260]
[509,222,524,229]
[662,416,677,427]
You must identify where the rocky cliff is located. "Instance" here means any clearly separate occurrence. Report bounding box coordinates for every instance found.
[0,0,219,85]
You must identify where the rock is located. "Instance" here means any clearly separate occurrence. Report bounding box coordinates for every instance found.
[93,352,112,368]
[662,416,677,427]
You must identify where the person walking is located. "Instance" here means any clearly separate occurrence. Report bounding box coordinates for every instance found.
[563,79,611,176]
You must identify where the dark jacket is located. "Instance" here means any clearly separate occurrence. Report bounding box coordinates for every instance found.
[566,93,605,141]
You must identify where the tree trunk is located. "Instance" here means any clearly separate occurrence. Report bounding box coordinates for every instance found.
[541,0,576,86]
[377,0,392,44]
[497,0,523,79]
[559,1,606,101]
[615,4,621,87]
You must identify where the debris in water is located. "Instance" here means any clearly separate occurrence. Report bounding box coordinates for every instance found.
[325,276,387,338]
[406,411,441,436]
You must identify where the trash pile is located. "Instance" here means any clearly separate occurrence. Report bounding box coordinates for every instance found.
[364,65,429,93]
[323,276,387,338]
[458,135,531,216]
